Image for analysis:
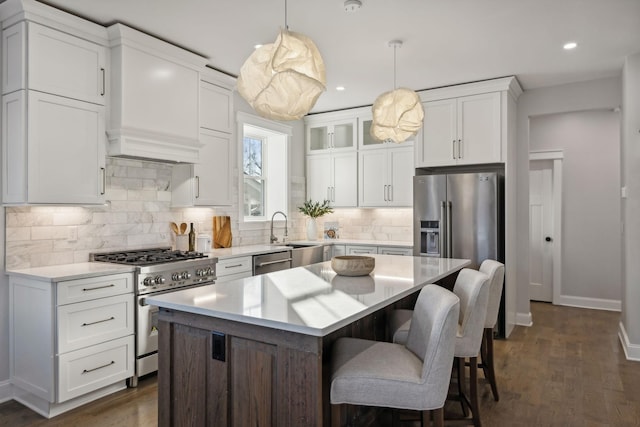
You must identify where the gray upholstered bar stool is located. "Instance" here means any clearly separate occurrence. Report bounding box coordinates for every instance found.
[389,268,490,427]
[478,260,505,401]
[330,285,460,427]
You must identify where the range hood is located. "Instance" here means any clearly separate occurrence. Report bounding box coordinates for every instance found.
[106,24,208,163]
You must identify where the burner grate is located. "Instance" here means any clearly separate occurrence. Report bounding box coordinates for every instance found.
[92,248,207,266]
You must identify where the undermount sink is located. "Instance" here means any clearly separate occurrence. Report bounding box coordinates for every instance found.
[284,243,325,267]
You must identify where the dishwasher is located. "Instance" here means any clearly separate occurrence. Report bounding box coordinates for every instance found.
[253,250,292,275]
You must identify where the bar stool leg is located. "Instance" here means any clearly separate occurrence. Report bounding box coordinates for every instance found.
[481,328,499,401]
[456,357,469,417]
[469,356,482,427]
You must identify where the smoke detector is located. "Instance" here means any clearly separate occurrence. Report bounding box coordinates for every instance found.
[344,0,362,12]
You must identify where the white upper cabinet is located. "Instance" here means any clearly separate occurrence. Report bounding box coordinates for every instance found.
[306,117,357,154]
[416,78,521,168]
[306,152,357,207]
[2,21,107,105]
[172,72,235,207]
[1,8,108,205]
[418,92,500,167]
[200,80,233,133]
[107,24,207,163]
[359,145,413,207]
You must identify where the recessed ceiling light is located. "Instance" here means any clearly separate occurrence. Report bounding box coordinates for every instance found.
[344,0,362,12]
[254,44,263,49]
[336,86,345,91]
[563,42,577,50]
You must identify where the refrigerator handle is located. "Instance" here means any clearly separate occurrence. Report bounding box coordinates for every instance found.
[447,201,453,258]
[440,201,447,257]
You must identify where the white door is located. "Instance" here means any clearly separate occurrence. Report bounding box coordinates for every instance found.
[529,161,554,301]
[388,147,414,206]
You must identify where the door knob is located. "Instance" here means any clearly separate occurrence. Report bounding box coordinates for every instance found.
[545,236,553,242]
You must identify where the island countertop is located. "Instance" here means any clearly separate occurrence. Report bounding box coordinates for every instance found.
[147,255,470,337]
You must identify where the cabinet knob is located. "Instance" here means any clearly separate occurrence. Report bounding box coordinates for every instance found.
[545,236,553,242]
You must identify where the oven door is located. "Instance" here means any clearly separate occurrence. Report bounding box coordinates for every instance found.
[137,293,161,358]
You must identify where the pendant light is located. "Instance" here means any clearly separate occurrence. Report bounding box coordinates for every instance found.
[370,40,424,143]
[237,0,326,121]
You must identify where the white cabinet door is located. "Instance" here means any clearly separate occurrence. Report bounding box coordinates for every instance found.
[378,246,413,256]
[3,90,106,204]
[359,149,387,206]
[331,152,357,207]
[306,118,356,154]
[171,129,232,207]
[195,129,232,206]
[359,147,413,207]
[307,154,332,202]
[3,22,107,105]
[418,98,457,167]
[456,92,501,165]
[388,147,414,207]
[346,245,377,255]
[417,92,501,167]
[200,80,232,133]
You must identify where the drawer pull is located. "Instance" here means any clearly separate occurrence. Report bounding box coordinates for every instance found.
[82,284,116,292]
[81,316,115,327]
[82,360,115,374]
[225,264,244,269]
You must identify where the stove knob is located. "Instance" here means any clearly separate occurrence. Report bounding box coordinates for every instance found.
[143,277,154,286]
[207,267,214,276]
[155,275,165,285]
[195,268,203,277]
[172,273,180,281]
[184,272,192,280]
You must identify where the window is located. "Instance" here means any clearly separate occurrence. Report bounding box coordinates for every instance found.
[237,112,291,223]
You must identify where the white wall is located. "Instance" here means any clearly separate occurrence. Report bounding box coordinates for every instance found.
[620,51,640,360]
[516,76,621,323]
[530,111,621,303]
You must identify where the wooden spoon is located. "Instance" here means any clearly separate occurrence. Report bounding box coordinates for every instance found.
[170,222,180,235]
[180,223,188,235]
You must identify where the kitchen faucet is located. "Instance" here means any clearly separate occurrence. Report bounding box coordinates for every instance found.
[270,211,288,244]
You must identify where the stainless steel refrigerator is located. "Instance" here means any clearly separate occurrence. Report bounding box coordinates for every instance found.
[414,172,505,335]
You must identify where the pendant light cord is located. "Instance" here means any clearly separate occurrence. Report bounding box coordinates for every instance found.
[284,0,289,30]
[393,43,397,90]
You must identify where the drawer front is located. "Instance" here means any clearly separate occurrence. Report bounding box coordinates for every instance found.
[216,256,252,278]
[216,270,253,284]
[57,335,134,403]
[346,245,378,255]
[57,293,134,353]
[378,246,413,256]
[57,273,133,305]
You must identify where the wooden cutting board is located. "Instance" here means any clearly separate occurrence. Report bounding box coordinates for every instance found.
[213,216,232,248]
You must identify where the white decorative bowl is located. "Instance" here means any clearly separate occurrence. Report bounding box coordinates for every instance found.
[331,255,375,276]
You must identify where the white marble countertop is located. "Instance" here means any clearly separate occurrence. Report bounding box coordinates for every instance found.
[147,255,469,337]
[6,262,135,282]
[207,244,292,259]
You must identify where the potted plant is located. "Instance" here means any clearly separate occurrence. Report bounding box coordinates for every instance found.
[298,199,333,240]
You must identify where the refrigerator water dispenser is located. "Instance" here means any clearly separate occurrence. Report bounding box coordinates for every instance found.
[420,220,440,256]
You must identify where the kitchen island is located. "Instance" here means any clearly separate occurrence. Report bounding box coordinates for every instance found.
[147,255,469,427]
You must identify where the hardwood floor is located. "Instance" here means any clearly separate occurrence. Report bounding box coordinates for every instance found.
[1,302,639,426]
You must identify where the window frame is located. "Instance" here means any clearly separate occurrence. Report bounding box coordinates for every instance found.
[236,111,292,229]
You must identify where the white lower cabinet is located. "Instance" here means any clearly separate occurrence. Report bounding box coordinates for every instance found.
[346,245,378,255]
[216,256,253,283]
[378,246,413,256]
[9,271,134,417]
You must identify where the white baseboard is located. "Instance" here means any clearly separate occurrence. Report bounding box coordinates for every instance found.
[556,295,621,311]
[516,311,533,327]
[0,379,12,404]
[618,321,640,361]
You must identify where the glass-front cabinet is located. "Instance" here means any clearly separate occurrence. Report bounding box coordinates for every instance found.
[359,113,415,150]
[306,117,357,153]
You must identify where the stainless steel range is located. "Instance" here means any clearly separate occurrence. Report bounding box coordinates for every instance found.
[91,247,217,386]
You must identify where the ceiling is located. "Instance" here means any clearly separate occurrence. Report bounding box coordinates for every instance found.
[41,0,640,115]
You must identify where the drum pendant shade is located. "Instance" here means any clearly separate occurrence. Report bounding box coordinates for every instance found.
[238,29,326,121]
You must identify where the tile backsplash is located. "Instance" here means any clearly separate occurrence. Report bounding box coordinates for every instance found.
[5,157,412,270]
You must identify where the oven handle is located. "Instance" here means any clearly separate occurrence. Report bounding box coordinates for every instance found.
[256,258,293,268]
[138,282,215,306]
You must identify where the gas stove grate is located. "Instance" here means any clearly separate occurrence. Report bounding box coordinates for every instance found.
[91,248,207,266]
